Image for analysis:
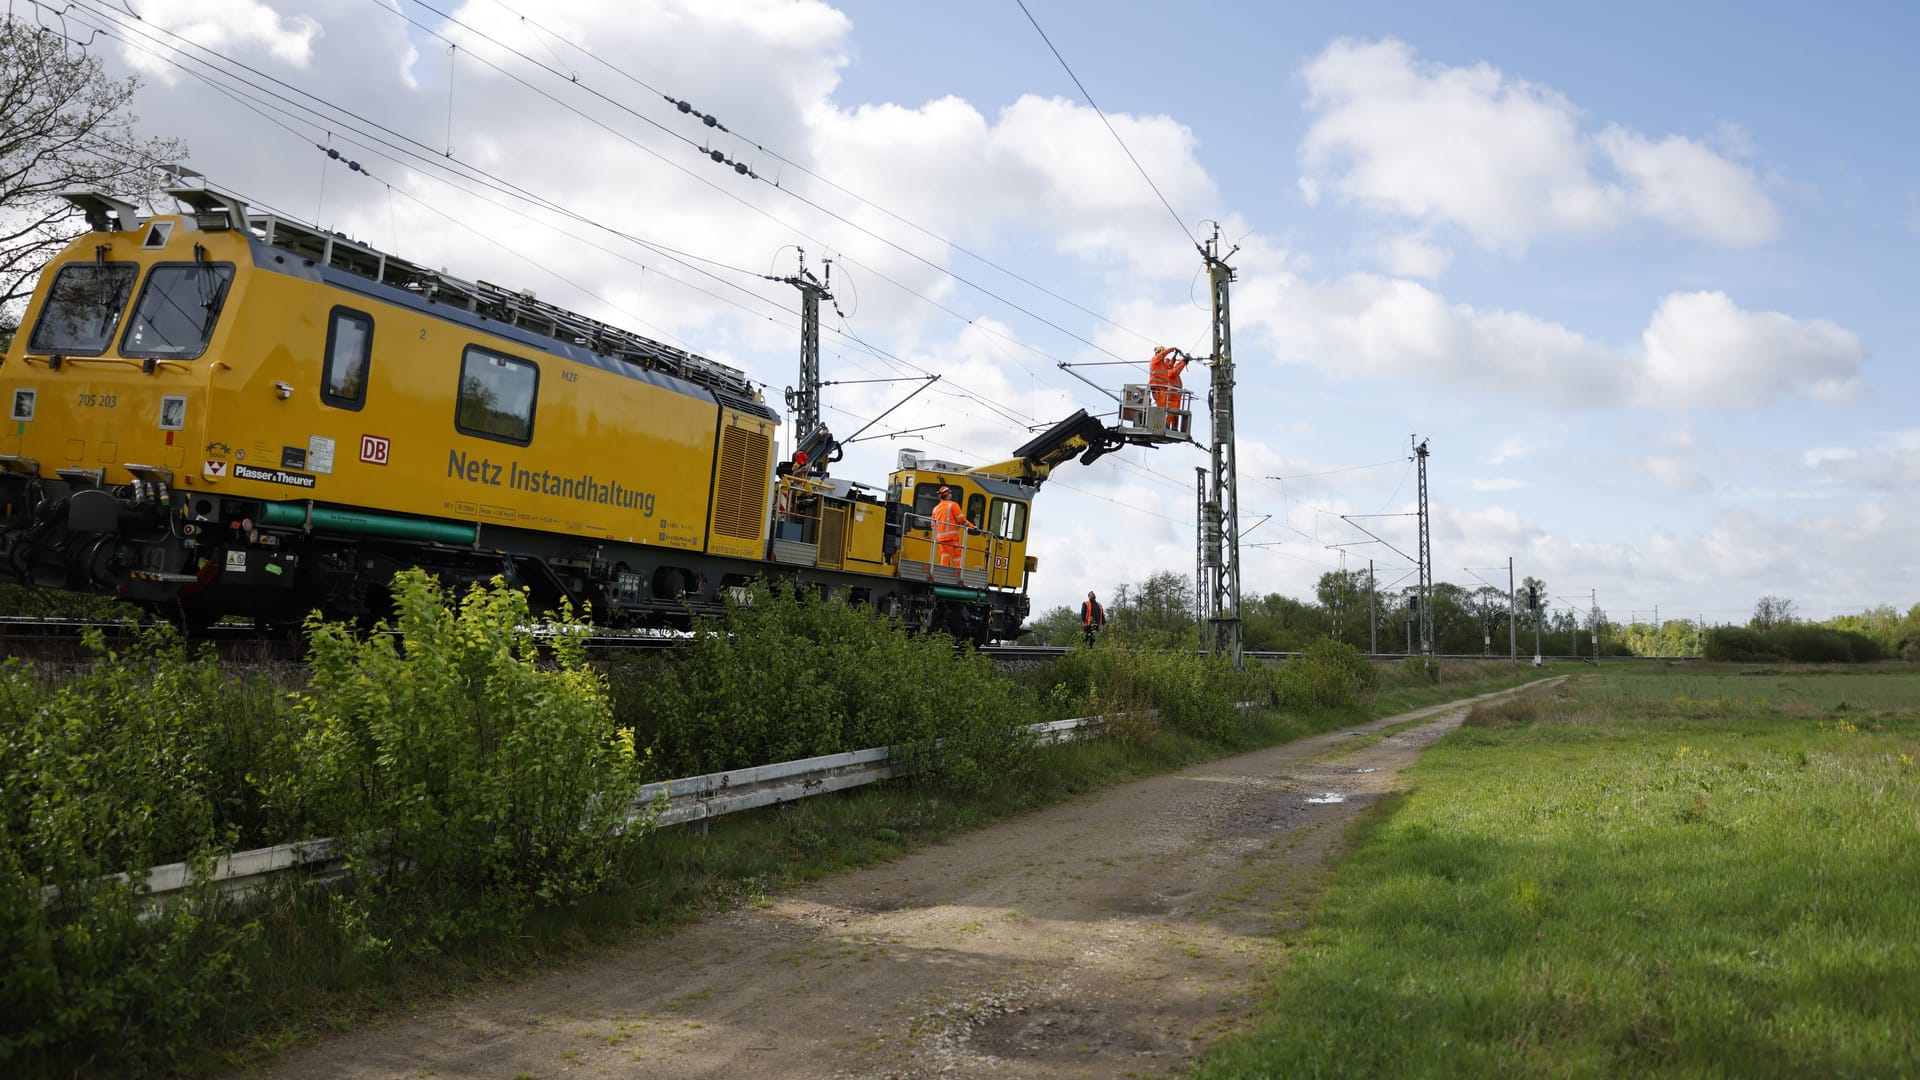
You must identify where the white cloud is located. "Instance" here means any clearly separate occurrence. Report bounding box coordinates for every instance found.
[1804,431,1920,490]
[1636,454,1710,494]
[1366,231,1453,278]
[1298,38,1779,250]
[1470,477,1526,492]
[117,0,321,77]
[1229,269,1863,412]
[1638,291,1864,409]
[1595,126,1779,246]
[1486,435,1542,466]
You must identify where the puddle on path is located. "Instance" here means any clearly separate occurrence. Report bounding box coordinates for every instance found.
[1304,793,1347,805]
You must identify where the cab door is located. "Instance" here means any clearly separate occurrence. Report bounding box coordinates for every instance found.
[985,496,1029,587]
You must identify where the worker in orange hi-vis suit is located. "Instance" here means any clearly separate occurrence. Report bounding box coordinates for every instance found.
[931,484,977,568]
[1147,346,1190,431]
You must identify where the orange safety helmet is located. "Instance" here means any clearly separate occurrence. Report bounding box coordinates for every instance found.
[937,485,952,496]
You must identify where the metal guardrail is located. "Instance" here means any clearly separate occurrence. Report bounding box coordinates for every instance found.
[125,712,1120,904]
[109,671,1580,905]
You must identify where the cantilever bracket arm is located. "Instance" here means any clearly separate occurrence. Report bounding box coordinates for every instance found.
[1055,361,1125,404]
[840,375,939,444]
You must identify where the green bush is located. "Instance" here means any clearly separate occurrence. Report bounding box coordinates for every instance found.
[0,629,273,1070]
[620,583,1035,791]
[285,571,644,948]
[0,582,125,620]
[1704,626,1781,662]
[1704,625,1883,663]
[1266,637,1377,711]
[1041,633,1254,742]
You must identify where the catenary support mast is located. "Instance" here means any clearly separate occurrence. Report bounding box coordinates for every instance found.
[1415,437,1433,661]
[780,251,831,441]
[1202,226,1242,665]
[1195,466,1209,651]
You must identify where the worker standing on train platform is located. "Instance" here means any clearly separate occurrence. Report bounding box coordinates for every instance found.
[931,485,977,568]
[1081,591,1106,647]
[1147,346,1190,432]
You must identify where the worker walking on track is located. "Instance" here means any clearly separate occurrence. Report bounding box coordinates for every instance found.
[1081,591,1106,646]
[1148,346,1190,432]
[931,485,977,568]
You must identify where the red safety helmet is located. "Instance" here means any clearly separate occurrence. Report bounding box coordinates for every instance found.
[937,485,951,496]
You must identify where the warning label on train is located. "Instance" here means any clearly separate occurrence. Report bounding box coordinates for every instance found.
[234,463,318,488]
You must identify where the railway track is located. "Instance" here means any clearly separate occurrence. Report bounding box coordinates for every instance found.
[0,617,1682,669]
[0,617,1082,667]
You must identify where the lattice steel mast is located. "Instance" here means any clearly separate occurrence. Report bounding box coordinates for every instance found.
[779,251,831,440]
[1414,437,1433,661]
[1202,227,1242,665]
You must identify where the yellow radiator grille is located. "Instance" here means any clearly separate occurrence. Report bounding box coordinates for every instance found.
[817,504,847,569]
[712,422,770,540]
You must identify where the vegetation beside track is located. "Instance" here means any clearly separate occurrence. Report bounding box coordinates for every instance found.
[0,575,1548,1076]
[1195,663,1920,1079]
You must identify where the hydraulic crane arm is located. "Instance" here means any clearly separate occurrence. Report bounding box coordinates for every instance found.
[968,409,1140,489]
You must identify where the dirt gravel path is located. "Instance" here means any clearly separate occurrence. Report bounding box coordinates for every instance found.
[258,681,1552,1080]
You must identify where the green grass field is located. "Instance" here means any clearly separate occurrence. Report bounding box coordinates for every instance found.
[1196,664,1920,1079]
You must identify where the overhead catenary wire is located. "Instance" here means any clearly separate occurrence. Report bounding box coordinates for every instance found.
[63,0,781,293]
[54,5,798,364]
[1012,0,1198,251]
[476,0,1165,352]
[379,0,1150,378]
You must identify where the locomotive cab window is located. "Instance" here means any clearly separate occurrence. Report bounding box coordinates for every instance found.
[27,262,137,355]
[966,493,985,527]
[988,498,1028,542]
[321,307,373,409]
[120,262,235,359]
[911,484,951,529]
[456,346,538,445]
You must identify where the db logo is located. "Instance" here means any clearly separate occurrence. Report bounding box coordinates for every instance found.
[359,434,391,466]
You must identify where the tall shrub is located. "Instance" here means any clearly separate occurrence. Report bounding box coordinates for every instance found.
[287,571,643,947]
[1266,637,1377,711]
[624,583,1033,790]
[1042,632,1256,742]
[0,630,270,1071]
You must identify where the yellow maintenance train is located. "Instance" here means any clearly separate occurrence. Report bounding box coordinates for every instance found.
[0,184,1190,640]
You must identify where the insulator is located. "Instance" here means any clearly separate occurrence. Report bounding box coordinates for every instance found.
[702,114,717,127]
[676,100,692,113]
[709,150,725,164]
[734,162,749,175]
[326,147,341,160]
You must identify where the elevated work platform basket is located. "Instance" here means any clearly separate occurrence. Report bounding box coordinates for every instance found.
[1118,383,1195,444]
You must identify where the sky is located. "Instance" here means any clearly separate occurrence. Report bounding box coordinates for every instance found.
[28,0,1920,626]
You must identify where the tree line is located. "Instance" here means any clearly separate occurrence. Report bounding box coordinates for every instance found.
[1028,571,1920,662]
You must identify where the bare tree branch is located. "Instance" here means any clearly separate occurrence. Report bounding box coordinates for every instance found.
[0,16,186,324]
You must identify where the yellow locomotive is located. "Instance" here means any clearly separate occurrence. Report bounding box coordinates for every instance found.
[0,184,1188,640]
